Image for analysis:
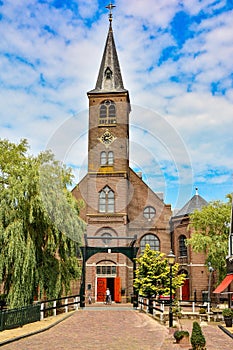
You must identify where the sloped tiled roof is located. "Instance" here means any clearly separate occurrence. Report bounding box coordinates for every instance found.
[173,193,208,218]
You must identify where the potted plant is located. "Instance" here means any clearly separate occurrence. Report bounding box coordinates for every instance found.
[222,308,233,327]
[173,330,190,344]
[199,307,206,314]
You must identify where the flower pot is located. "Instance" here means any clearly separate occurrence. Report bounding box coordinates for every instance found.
[224,316,232,327]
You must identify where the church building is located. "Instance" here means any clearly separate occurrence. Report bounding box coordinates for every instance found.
[72,8,209,304]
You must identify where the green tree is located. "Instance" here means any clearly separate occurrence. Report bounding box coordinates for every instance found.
[187,198,231,284]
[134,245,185,297]
[0,139,85,308]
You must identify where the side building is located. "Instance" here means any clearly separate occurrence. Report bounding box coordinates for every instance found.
[171,189,209,301]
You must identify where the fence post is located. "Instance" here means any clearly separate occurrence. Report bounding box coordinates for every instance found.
[160,303,164,322]
[65,298,68,313]
[192,301,195,313]
[40,303,44,321]
[160,302,164,312]
[153,300,155,316]
[0,311,4,331]
[74,296,79,310]
[146,298,149,313]
[53,301,56,316]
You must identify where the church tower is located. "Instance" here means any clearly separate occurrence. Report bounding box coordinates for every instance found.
[72,4,172,303]
[86,5,131,232]
[73,5,134,303]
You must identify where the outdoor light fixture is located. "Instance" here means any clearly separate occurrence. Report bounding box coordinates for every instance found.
[167,250,176,265]
[167,249,176,327]
[208,262,214,306]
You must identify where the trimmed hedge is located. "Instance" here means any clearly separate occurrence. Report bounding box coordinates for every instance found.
[190,321,206,350]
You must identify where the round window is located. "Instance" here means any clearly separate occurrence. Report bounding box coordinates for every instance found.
[143,206,156,219]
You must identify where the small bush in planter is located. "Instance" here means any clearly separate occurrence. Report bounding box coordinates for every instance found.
[191,321,206,350]
[222,308,233,327]
[199,307,206,314]
[174,330,189,343]
[222,308,233,317]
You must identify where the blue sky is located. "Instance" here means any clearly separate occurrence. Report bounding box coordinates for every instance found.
[0,0,233,210]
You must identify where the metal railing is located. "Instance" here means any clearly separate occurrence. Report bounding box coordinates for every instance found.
[0,294,80,332]
[0,303,41,331]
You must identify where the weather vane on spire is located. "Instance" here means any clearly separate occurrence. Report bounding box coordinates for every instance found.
[105,2,116,22]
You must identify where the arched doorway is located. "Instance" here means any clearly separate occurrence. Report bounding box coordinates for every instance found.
[96,260,120,302]
[80,234,138,307]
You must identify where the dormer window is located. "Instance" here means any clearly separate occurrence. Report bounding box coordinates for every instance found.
[105,67,112,79]
[99,100,116,125]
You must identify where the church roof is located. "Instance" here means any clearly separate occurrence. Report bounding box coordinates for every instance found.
[88,22,127,94]
[173,190,208,218]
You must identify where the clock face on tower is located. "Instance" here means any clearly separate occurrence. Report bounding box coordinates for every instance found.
[99,130,116,146]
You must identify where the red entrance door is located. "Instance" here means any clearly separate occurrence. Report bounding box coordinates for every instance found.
[114,277,121,303]
[97,278,107,302]
[182,279,190,300]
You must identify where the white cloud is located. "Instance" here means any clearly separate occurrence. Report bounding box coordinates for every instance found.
[0,0,232,208]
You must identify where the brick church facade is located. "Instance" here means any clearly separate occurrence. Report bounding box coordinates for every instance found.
[72,14,210,303]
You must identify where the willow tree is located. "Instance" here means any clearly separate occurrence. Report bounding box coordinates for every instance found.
[0,139,85,308]
[187,198,231,284]
[134,245,185,297]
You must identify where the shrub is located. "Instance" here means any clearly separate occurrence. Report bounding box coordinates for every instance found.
[199,308,206,314]
[172,300,182,318]
[191,321,206,350]
[174,330,189,341]
[222,308,233,317]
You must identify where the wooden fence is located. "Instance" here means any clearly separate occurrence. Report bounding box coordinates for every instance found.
[138,296,224,323]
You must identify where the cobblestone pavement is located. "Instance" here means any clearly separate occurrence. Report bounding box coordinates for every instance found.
[1,308,233,349]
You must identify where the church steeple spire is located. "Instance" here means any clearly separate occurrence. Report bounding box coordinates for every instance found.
[89,3,127,94]
[105,2,116,25]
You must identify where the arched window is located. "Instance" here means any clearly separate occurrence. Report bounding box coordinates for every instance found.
[100,151,114,166]
[108,151,114,165]
[96,261,116,275]
[100,151,107,165]
[99,186,115,213]
[100,104,107,119]
[179,235,187,257]
[140,234,160,253]
[99,100,116,125]
[109,104,115,118]
[143,206,156,220]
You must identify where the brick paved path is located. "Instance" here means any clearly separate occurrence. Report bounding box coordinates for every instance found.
[1,309,233,349]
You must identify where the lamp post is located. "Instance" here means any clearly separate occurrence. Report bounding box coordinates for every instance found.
[207,262,214,302]
[167,249,176,327]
